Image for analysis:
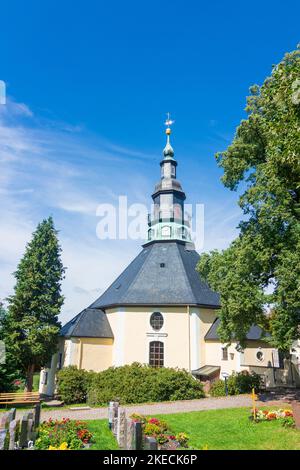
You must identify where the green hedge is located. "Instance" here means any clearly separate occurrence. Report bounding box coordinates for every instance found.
[57,363,205,405]
[56,366,96,404]
[210,372,262,397]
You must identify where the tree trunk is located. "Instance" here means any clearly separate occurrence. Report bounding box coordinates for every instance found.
[25,364,35,392]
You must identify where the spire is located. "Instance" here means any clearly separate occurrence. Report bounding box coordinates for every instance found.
[145,114,192,246]
[163,113,175,158]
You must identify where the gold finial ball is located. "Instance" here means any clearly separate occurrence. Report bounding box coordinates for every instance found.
[166,128,171,135]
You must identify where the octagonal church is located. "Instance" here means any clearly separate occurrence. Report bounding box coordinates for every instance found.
[40,122,295,396]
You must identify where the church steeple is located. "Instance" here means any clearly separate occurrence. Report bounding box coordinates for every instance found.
[146,115,192,244]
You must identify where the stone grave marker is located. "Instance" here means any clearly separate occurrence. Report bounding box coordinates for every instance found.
[108,401,119,430]
[33,403,41,429]
[27,418,35,444]
[8,419,19,450]
[116,408,127,449]
[132,421,143,450]
[0,429,7,450]
[144,436,158,450]
[292,401,300,429]
[126,419,134,450]
[0,412,9,430]
[19,413,29,448]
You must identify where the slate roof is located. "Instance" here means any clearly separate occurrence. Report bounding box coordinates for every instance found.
[205,317,270,341]
[60,308,113,338]
[90,241,220,309]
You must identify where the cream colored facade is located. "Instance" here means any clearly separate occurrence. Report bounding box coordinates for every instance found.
[39,306,292,396]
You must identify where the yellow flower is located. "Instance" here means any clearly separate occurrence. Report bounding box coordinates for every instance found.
[59,442,69,450]
[48,442,69,450]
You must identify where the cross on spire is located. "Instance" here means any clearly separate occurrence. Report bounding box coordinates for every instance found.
[165,112,175,129]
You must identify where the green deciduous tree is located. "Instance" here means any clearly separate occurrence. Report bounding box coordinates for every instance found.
[197,46,300,350]
[4,217,65,390]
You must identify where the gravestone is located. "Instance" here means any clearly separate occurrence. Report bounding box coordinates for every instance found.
[112,417,118,436]
[144,436,158,450]
[9,419,19,450]
[0,429,7,450]
[0,412,9,430]
[292,401,300,429]
[132,421,143,450]
[108,401,119,430]
[9,408,16,420]
[116,408,127,449]
[33,403,41,429]
[126,419,134,450]
[27,418,35,443]
[19,413,29,448]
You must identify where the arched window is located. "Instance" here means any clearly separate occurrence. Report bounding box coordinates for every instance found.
[149,341,164,368]
[161,225,171,238]
[150,312,164,331]
[148,229,154,240]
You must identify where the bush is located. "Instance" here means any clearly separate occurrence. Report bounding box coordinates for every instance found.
[209,379,227,397]
[35,418,93,450]
[56,366,96,404]
[87,362,205,405]
[210,371,262,397]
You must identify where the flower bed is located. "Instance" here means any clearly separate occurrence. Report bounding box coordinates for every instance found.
[130,414,189,450]
[250,408,295,427]
[35,418,94,450]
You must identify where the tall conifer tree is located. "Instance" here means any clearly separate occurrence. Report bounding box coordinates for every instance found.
[5,217,65,390]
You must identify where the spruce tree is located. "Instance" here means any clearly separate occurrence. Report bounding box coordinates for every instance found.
[5,217,65,391]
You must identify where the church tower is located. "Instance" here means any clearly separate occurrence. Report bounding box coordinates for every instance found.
[147,116,192,244]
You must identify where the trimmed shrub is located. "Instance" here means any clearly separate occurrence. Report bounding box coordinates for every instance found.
[56,366,96,404]
[86,362,205,405]
[209,379,227,397]
[210,371,262,397]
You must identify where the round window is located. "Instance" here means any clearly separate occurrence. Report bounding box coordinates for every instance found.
[256,350,264,362]
[150,312,164,331]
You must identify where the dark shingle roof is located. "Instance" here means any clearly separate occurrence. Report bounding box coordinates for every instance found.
[60,308,113,338]
[90,241,220,309]
[205,317,270,341]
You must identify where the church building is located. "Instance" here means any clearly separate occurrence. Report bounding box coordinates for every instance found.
[40,121,296,396]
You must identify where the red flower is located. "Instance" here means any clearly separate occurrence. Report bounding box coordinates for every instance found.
[169,435,176,440]
[148,418,159,425]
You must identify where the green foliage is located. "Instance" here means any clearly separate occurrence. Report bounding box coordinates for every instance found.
[210,372,262,397]
[4,217,65,390]
[57,363,205,405]
[35,418,93,450]
[0,302,22,392]
[209,379,227,397]
[197,46,300,349]
[56,366,96,404]
[281,416,295,428]
[87,363,205,405]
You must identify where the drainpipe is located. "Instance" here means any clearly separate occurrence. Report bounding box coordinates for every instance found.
[187,305,191,372]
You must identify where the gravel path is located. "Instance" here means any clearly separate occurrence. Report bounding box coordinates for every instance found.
[15,392,292,422]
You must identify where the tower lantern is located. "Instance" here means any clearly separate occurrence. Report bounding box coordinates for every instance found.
[146,114,192,244]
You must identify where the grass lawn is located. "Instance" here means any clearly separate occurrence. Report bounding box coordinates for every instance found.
[82,407,300,451]
[86,420,118,450]
[155,407,300,450]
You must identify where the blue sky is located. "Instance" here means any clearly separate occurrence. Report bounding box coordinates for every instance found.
[0,0,299,322]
